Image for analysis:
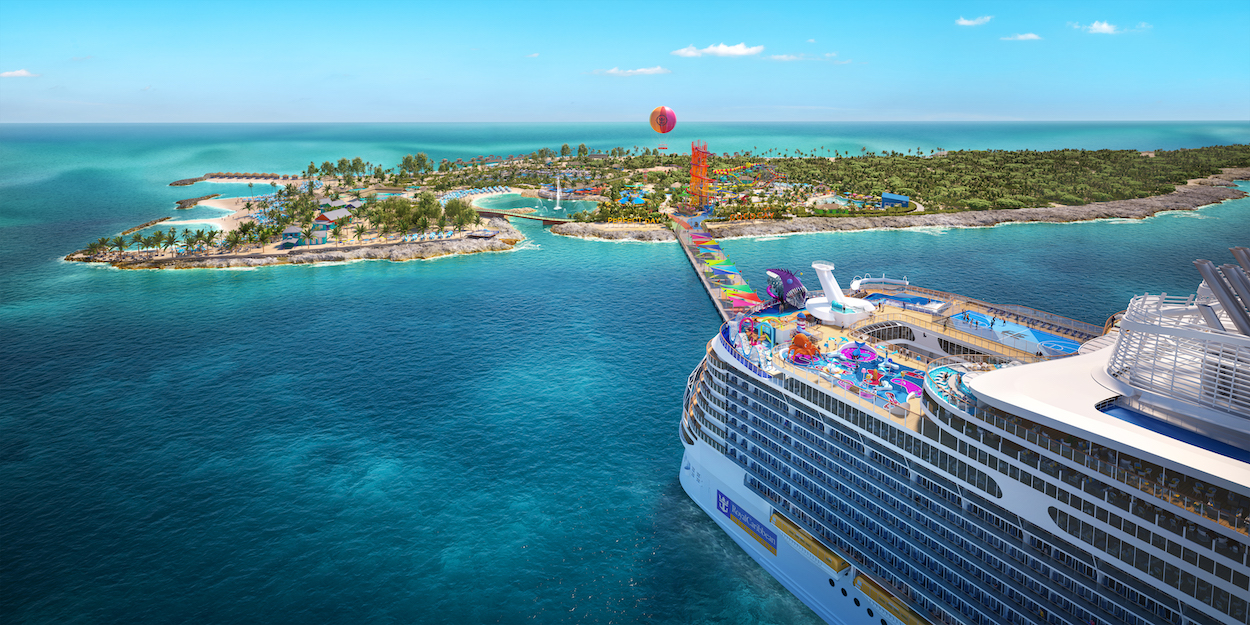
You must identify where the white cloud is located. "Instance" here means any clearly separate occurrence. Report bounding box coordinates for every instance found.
[1086,20,1120,34]
[824,52,837,57]
[769,54,804,61]
[1001,33,1041,40]
[671,42,764,57]
[71,56,93,62]
[526,53,539,58]
[141,85,152,91]
[594,66,671,77]
[956,15,992,26]
[1,69,39,78]
[807,38,816,43]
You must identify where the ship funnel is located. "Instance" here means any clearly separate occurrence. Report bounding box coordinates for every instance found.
[1194,259,1250,335]
[810,261,846,305]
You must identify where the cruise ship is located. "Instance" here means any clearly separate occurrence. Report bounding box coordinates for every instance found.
[679,249,1250,625]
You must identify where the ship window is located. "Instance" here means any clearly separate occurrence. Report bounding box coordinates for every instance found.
[867,608,874,617]
[841,588,847,597]
[828,578,835,587]
[854,598,860,607]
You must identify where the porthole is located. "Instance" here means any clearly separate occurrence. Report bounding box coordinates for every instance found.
[881,620,887,625]
[841,588,847,597]
[854,598,860,607]
[867,608,874,617]
[828,579,835,587]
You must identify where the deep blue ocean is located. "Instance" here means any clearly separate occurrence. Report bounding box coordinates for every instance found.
[2,122,1248,625]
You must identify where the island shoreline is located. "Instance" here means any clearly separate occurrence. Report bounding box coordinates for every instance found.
[549,168,1248,242]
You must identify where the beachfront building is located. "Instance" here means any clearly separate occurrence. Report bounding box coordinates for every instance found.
[314,208,353,231]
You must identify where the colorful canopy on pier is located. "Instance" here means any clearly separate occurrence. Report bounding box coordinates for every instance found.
[726,293,763,306]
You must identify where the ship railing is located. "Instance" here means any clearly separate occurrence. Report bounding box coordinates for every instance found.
[718,322,909,421]
[850,312,1040,358]
[925,357,1250,538]
[858,283,1103,338]
[718,324,772,380]
[1120,292,1246,336]
[1110,292,1250,417]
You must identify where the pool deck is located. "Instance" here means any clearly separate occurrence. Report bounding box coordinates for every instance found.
[853,285,1099,356]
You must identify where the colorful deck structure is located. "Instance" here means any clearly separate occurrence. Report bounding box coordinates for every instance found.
[674,224,763,323]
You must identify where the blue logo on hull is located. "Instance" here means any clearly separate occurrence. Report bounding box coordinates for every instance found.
[717,490,777,555]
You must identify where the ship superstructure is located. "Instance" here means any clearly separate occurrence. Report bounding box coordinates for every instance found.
[679,249,1250,625]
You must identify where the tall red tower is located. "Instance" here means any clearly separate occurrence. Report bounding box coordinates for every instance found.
[689,140,711,211]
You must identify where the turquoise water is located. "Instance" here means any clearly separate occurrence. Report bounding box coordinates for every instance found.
[473,193,598,217]
[1,123,1248,625]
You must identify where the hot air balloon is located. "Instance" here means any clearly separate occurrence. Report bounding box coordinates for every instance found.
[649,106,676,134]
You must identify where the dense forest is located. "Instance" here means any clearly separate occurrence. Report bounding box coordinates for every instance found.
[764,145,1250,210]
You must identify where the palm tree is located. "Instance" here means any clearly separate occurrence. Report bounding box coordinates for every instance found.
[224,231,242,253]
[111,236,128,253]
[96,237,111,254]
[130,232,146,252]
[182,230,197,254]
[332,224,344,247]
[159,231,176,255]
[300,224,314,247]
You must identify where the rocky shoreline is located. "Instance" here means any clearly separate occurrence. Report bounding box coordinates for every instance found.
[91,218,524,270]
[549,222,676,241]
[175,194,221,209]
[121,216,171,235]
[707,183,1246,239]
[558,169,1247,242]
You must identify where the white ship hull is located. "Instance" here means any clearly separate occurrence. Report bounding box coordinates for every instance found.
[680,436,907,625]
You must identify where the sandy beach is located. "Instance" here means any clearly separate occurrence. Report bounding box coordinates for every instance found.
[71,185,528,267]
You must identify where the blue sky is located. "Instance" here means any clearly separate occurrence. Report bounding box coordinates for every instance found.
[1,0,1247,122]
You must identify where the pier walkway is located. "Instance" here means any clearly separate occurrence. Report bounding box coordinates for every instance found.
[474,207,573,226]
[673,216,762,323]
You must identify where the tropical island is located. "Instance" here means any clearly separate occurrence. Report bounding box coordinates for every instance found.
[65,143,1250,268]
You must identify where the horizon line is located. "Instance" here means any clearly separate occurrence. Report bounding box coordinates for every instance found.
[2,119,1248,125]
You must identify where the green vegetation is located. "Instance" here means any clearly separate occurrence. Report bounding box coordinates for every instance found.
[767,145,1250,210]
[79,143,1249,259]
